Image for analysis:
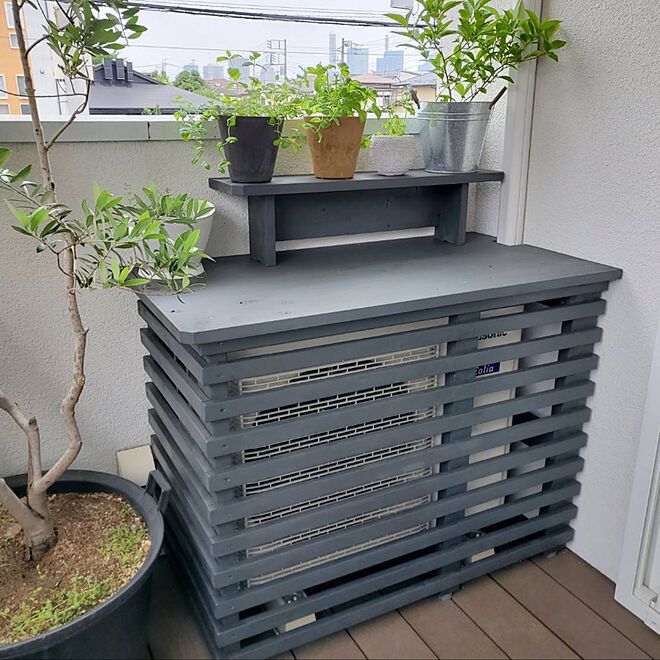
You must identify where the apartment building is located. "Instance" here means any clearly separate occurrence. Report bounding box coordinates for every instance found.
[0,2,27,115]
[0,1,78,116]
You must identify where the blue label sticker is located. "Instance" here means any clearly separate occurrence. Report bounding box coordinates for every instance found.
[476,362,501,377]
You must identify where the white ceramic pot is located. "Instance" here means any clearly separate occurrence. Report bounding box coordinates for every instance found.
[140,205,215,280]
[165,205,215,276]
[369,134,419,176]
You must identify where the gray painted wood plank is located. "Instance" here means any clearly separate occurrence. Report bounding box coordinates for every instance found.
[400,598,508,659]
[209,169,504,196]
[453,574,578,659]
[348,610,437,659]
[293,631,366,659]
[492,560,649,659]
[535,551,660,659]
[140,233,621,345]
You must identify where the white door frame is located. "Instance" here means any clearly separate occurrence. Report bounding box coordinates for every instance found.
[496,0,542,246]
[615,323,660,630]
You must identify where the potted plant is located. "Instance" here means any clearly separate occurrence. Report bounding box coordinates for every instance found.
[387,0,566,172]
[369,91,420,176]
[177,52,301,183]
[300,63,381,179]
[0,2,212,657]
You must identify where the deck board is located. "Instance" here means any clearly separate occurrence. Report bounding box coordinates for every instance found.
[149,551,660,660]
[348,610,437,659]
[399,597,508,659]
[452,575,578,659]
[534,551,660,659]
[293,631,366,660]
[492,561,649,659]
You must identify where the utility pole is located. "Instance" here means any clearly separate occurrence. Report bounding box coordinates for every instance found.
[341,38,352,65]
[267,38,287,79]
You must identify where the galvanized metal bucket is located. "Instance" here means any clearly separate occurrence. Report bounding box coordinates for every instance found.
[418,101,492,173]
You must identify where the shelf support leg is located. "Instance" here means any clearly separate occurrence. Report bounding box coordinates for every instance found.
[248,195,277,266]
[435,183,469,245]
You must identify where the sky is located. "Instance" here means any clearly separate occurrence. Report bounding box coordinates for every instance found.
[121,0,426,78]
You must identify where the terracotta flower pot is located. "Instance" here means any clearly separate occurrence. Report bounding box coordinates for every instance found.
[305,116,365,179]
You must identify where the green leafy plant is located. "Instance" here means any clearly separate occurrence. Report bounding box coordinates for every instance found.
[379,91,419,137]
[0,0,213,566]
[299,63,381,144]
[176,51,302,172]
[1,577,113,643]
[387,0,566,102]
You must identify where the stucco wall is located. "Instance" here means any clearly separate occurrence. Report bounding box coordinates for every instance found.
[524,1,660,579]
[0,121,504,478]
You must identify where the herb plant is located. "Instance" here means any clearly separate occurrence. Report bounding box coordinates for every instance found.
[387,0,566,102]
[299,64,381,144]
[176,51,301,173]
[379,91,419,137]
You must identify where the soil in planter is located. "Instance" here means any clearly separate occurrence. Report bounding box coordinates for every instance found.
[0,492,150,645]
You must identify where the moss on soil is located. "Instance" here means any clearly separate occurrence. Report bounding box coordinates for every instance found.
[0,493,150,645]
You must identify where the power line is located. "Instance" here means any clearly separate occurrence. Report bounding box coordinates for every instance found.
[124,0,394,27]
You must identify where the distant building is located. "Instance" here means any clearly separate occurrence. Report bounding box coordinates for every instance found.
[393,71,439,104]
[0,1,80,116]
[329,33,337,65]
[259,65,277,83]
[376,50,404,75]
[183,61,199,74]
[230,56,251,83]
[202,64,224,80]
[89,59,210,114]
[205,79,245,97]
[418,61,434,72]
[346,46,369,75]
[353,73,397,107]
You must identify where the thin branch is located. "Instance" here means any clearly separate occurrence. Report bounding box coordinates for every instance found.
[0,478,36,531]
[24,34,48,57]
[45,79,91,151]
[34,246,87,494]
[0,390,42,489]
[12,0,53,191]
[0,87,84,99]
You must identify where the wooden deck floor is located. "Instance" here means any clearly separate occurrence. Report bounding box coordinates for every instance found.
[149,551,660,660]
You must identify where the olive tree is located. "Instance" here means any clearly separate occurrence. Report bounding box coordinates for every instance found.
[0,0,211,560]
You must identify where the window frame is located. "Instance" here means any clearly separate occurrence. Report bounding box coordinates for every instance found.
[0,75,6,99]
[16,74,26,97]
[0,103,9,115]
[9,32,18,48]
[20,103,30,115]
[4,3,14,29]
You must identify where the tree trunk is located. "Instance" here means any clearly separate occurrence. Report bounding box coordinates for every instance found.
[0,477,56,561]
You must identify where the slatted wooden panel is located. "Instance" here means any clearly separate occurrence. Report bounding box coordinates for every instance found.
[142,281,612,659]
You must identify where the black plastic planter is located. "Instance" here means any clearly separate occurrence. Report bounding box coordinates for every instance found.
[219,115,282,183]
[0,470,169,660]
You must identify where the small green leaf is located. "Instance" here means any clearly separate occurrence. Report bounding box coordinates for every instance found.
[0,148,11,169]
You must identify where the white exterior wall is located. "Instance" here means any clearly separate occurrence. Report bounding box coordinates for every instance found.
[0,117,504,479]
[523,1,660,579]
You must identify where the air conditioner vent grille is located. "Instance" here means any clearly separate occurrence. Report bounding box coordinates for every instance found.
[242,437,435,495]
[242,408,435,462]
[233,345,440,395]
[245,522,431,588]
[246,495,431,558]
[244,468,432,526]
[238,377,437,428]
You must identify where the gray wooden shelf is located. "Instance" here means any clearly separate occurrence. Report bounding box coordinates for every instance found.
[208,170,505,266]
[140,233,621,347]
[139,231,621,659]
